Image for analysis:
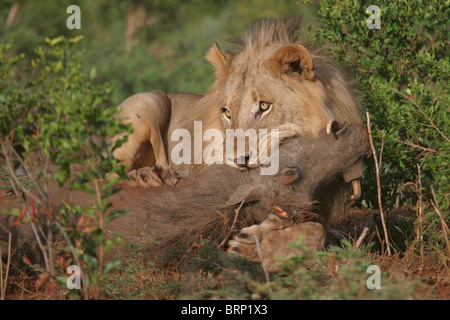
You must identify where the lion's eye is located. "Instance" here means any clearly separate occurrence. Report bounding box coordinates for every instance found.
[259,101,272,112]
[222,107,231,119]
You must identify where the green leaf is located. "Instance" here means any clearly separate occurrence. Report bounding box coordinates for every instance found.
[69,35,84,44]
[106,209,129,224]
[45,36,65,47]
[80,206,96,220]
[98,200,112,213]
[89,66,97,80]
[104,237,123,254]
[0,209,21,217]
[70,181,95,195]
[101,175,120,191]
[103,259,122,275]
[55,170,69,186]
[80,254,98,269]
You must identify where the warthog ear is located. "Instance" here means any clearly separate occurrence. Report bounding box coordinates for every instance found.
[265,44,314,80]
[225,183,263,207]
[205,42,234,79]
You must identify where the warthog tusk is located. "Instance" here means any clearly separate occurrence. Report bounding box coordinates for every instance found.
[350,180,361,200]
[271,205,289,218]
[326,120,339,135]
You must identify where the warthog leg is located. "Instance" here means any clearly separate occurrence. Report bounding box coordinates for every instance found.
[227,213,326,272]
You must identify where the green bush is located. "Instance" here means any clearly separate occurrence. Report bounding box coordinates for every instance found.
[0,36,131,298]
[301,0,449,212]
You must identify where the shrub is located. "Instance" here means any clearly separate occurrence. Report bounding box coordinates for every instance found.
[298,0,449,258]
[0,36,131,298]
[300,0,449,211]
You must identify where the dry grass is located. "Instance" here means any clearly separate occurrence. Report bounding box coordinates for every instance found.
[1,204,449,300]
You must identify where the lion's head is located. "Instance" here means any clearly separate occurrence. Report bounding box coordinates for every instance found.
[204,17,362,168]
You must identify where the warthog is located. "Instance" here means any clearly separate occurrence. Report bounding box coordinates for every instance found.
[1,122,370,269]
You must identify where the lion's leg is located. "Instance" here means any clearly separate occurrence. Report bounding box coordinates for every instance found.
[150,128,169,168]
[113,91,183,187]
[114,132,156,171]
[227,214,326,271]
[127,166,179,188]
[124,129,179,188]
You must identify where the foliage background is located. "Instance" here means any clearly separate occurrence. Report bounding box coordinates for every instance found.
[0,0,315,105]
[305,0,449,212]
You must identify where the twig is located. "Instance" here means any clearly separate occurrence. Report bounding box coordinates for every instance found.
[0,233,12,300]
[5,3,19,27]
[355,227,370,250]
[93,178,104,277]
[425,34,439,53]
[54,220,89,300]
[219,200,244,249]
[408,25,424,53]
[379,133,385,167]
[6,143,50,209]
[397,140,439,155]
[417,164,424,268]
[374,225,385,255]
[253,234,272,295]
[366,112,392,255]
[393,89,449,143]
[1,143,40,205]
[430,186,450,259]
[2,142,57,277]
[5,162,50,272]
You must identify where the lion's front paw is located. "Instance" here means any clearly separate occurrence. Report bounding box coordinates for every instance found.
[127,166,179,189]
[227,214,326,271]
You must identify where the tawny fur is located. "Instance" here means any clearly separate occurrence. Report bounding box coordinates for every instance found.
[228,219,326,271]
[113,91,203,172]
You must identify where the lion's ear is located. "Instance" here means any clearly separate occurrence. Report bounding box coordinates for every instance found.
[205,43,233,78]
[265,44,314,80]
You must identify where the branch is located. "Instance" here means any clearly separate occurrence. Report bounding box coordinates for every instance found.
[5,3,19,27]
[219,200,244,249]
[430,186,450,259]
[366,112,392,255]
[253,234,272,295]
[397,140,439,155]
[354,227,370,250]
[393,89,449,143]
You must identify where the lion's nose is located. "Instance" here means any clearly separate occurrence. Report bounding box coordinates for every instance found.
[235,147,257,167]
[235,155,250,167]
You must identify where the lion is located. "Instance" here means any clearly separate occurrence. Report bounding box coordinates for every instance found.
[116,17,363,217]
